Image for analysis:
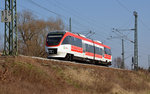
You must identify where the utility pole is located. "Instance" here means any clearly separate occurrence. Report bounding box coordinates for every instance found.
[3,0,18,55]
[111,11,138,70]
[111,27,135,69]
[131,57,134,70]
[133,11,138,70]
[148,55,150,70]
[107,33,125,69]
[121,39,125,69]
[69,17,71,32]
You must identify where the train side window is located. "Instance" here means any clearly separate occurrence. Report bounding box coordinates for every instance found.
[82,43,86,52]
[71,37,82,48]
[109,49,112,55]
[91,45,94,53]
[85,44,94,53]
[85,44,89,52]
[77,38,82,47]
[62,36,71,44]
[69,36,74,45]
[95,47,103,55]
[104,48,111,55]
[104,48,107,54]
[105,48,108,54]
[99,48,103,55]
[70,37,75,45]
[95,47,98,54]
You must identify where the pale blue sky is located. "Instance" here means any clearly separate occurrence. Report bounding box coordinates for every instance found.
[0,0,150,69]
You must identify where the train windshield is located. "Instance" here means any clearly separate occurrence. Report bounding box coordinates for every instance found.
[47,33,64,46]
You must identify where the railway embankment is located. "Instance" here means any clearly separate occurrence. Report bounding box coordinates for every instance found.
[0,55,150,94]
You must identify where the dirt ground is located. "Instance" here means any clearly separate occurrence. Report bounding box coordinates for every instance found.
[0,55,150,94]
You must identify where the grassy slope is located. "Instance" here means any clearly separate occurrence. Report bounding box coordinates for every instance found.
[0,56,150,94]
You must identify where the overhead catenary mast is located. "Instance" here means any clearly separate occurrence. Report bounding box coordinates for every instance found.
[133,11,138,70]
[69,17,71,32]
[2,0,18,56]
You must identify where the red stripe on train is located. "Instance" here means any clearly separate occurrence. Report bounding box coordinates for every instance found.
[85,52,102,59]
[104,54,111,60]
[85,52,94,57]
[71,45,83,53]
[95,54,103,58]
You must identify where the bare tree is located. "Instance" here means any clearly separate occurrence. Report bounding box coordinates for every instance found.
[18,10,64,57]
[113,57,122,68]
[47,17,64,31]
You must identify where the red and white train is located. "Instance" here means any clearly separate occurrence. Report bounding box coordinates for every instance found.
[45,31,112,66]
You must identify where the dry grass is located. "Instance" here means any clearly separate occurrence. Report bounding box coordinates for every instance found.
[62,68,113,94]
[0,57,86,94]
[0,56,150,94]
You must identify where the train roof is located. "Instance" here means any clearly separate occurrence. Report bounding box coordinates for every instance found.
[48,30,111,49]
[48,30,67,34]
[66,32,111,49]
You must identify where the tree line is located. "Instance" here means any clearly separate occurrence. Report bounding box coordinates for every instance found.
[17,10,65,57]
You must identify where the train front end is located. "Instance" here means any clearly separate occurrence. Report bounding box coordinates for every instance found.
[45,31,68,59]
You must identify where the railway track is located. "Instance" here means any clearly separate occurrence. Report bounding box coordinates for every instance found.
[0,52,130,71]
[20,55,131,72]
